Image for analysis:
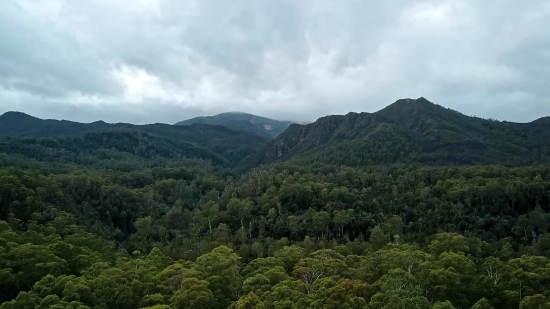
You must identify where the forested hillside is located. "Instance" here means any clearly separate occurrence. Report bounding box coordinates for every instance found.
[0,112,110,137]
[245,98,550,168]
[1,99,550,308]
[0,112,267,166]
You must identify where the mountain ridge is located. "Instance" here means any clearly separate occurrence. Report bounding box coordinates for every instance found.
[0,111,268,166]
[175,112,294,139]
[242,97,550,168]
[3,97,550,169]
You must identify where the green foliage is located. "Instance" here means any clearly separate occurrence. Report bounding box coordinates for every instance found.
[3,104,550,308]
[3,212,550,308]
[0,111,268,166]
[245,98,550,168]
[471,298,494,309]
[170,278,216,309]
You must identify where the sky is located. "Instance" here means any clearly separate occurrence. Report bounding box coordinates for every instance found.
[1,0,549,124]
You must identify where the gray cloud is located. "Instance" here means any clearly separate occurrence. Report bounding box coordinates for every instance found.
[1,0,549,124]
[0,1,123,98]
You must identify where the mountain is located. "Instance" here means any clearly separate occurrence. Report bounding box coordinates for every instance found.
[0,129,232,166]
[0,112,268,166]
[533,116,550,125]
[5,99,550,170]
[175,112,294,139]
[243,97,550,168]
[0,111,110,136]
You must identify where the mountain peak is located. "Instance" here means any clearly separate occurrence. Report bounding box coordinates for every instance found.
[1,111,36,119]
[388,97,434,107]
[222,111,250,115]
[375,97,446,123]
[532,116,550,125]
[0,111,42,126]
[244,97,550,168]
[176,112,294,139]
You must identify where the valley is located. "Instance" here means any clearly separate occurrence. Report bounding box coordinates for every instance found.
[1,98,550,309]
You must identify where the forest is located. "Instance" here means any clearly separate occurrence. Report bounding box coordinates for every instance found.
[1,101,550,308]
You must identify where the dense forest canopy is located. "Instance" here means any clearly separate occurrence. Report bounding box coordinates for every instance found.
[1,98,550,308]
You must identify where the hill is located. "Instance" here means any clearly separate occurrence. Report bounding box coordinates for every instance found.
[175,112,293,139]
[243,97,550,168]
[0,112,268,165]
[0,129,232,167]
[3,101,550,308]
[0,111,110,136]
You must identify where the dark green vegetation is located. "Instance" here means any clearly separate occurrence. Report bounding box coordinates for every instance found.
[1,98,550,309]
[175,112,293,139]
[245,98,550,168]
[0,112,267,166]
[0,112,110,137]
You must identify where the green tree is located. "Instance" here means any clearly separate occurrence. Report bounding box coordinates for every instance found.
[471,298,494,309]
[519,294,548,309]
[232,292,265,309]
[194,246,242,308]
[274,245,305,272]
[170,278,216,309]
[432,301,457,309]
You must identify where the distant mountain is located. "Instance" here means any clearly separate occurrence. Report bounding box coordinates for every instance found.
[175,112,293,139]
[0,112,268,166]
[0,111,110,136]
[6,100,550,170]
[0,129,231,166]
[532,116,550,125]
[243,97,550,168]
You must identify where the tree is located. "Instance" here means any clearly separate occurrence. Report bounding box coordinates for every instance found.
[433,301,457,309]
[428,233,469,257]
[519,294,548,309]
[369,227,387,250]
[381,215,402,241]
[261,279,310,309]
[134,216,154,246]
[194,246,242,308]
[333,210,351,238]
[274,245,305,272]
[369,269,430,309]
[170,278,216,309]
[241,274,271,298]
[293,250,346,294]
[232,292,265,309]
[313,211,331,237]
[471,298,494,309]
[310,278,368,309]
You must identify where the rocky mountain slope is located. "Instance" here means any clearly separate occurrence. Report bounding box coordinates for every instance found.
[243,97,550,167]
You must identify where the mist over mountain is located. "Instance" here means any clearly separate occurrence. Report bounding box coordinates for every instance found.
[175,112,294,139]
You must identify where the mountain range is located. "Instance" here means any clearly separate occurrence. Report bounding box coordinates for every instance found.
[0,111,268,166]
[175,112,293,139]
[244,97,550,167]
[2,98,550,169]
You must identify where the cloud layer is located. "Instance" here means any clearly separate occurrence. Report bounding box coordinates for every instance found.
[1,0,549,124]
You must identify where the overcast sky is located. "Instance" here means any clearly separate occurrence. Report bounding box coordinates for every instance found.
[1,0,549,124]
